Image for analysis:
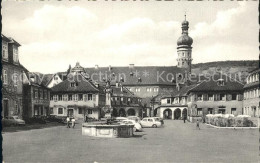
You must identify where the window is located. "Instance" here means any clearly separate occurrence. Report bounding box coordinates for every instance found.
[73,94,78,101]
[2,43,8,60]
[39,90,43,99]
[88,109,93,114]
[220,94,225,101]
[58,95,62,101]
[50,108,53,114]
[53,95,58,101]
[3,70,8,84]
[88,94,92,100]
[197,94,202,101]
[43,90,46,99]
[154,87,159,92]
[78,94,83,101]
[148,119,153,122]
[68,94,72,101]
[58,108,63,114]
[78,108,83,114]
[50,95,53,101]
[54,76,58,80]
[34,89,38,99]
[208,108,213,114]
[62,94,68,101]
[83,94,88,101]
[13,48,18,63]
[218,109,225,114]
[231,108,236,115]
[208,94,213,101]
[197,108,202,115]
[13,72,18,86]
[167,98,171,104]
[121,97,124,101]
[231,94,237,100]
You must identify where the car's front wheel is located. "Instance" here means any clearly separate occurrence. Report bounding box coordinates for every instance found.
[152,124,157,128]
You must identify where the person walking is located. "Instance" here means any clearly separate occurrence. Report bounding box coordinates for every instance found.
[71,117,75,128]
[66,116,70,128]
[196,119,200,130]
[183,116,186,123]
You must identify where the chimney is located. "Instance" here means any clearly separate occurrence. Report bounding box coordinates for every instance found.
[129,64,134,69]
[108,65,112,71]
[94,82,99,88]
[95,65,99,69]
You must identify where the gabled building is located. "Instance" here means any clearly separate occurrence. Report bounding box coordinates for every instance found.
[22,73,51,118]
[187,74,244,118]
[105,83,142,118]
[243,68,259,117]
[49,72,106,120]
[2,34,28,119]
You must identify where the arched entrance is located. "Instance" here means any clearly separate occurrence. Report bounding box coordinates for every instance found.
[119,108,126,117]
[163,109,172,119]
[182,108,187,119]
[112,108,118,117]
[174,108,181,120]
[127,108,136,116]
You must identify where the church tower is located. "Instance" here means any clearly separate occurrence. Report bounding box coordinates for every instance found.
[177,15,193,73]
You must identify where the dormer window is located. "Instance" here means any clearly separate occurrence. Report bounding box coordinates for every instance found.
[13,47,19,63]
[130,72,134,76]
[217,79,225,86]
[70,82,78,87]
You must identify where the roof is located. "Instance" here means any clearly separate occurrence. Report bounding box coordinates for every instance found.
[1,34,21,46]
[51,73,100,93]
[84,66,186,86]
[1,34,10,42]
[243,81,259,89]
[189,74,244,92]
[110,86,136,98]
[26,72,50,89]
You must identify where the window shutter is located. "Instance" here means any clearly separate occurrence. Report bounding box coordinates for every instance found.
[93,94,96,101]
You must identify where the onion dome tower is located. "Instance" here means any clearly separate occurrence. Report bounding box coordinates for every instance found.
[177,14,193,73]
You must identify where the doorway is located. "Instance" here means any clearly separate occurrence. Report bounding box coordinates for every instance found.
[68,109,74,117]
[3,100,8,118]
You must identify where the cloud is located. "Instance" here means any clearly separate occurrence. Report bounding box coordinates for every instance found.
[2,2,258,74]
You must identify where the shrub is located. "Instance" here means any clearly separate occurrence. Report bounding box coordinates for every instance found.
[2,119,17,127]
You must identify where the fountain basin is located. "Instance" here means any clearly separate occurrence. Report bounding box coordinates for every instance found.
[82,123,134,138]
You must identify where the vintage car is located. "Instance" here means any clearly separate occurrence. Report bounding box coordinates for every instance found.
[120,119,142,132]
[140,117,162,128]
[151,117,164,125]
[127,116,141,123]
[7,116,25,125]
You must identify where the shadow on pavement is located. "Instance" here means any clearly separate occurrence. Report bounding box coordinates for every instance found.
[2,122,64,133]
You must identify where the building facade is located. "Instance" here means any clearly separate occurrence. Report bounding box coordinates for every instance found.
[187,75,244,119]
[243,69,259,117]
[2,34,28,119]
[49,73,106,120]
[105,83,142,118]
[22,73,51,118]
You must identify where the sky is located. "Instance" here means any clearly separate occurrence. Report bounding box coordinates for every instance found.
[2,1,258,74]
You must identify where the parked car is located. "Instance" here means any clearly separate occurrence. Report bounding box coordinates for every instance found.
[7,116,25,125]
[140,117,162,128]
[115,117,128,123]
[152,117,164,125]
[127,116,141,123]
[120,119,142,132]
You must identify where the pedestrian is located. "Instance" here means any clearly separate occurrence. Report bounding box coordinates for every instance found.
[71,117,75,128]
[183,117,186,123]
[196,119,200,130]
[66,116,70,128]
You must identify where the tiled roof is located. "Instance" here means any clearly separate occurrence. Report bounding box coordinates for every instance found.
[2,34,10,42]
[84,66,186,86]
[110,86,137,98]
[243,81,259,89]
[51,73,100,93]
[189,74,244,92]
